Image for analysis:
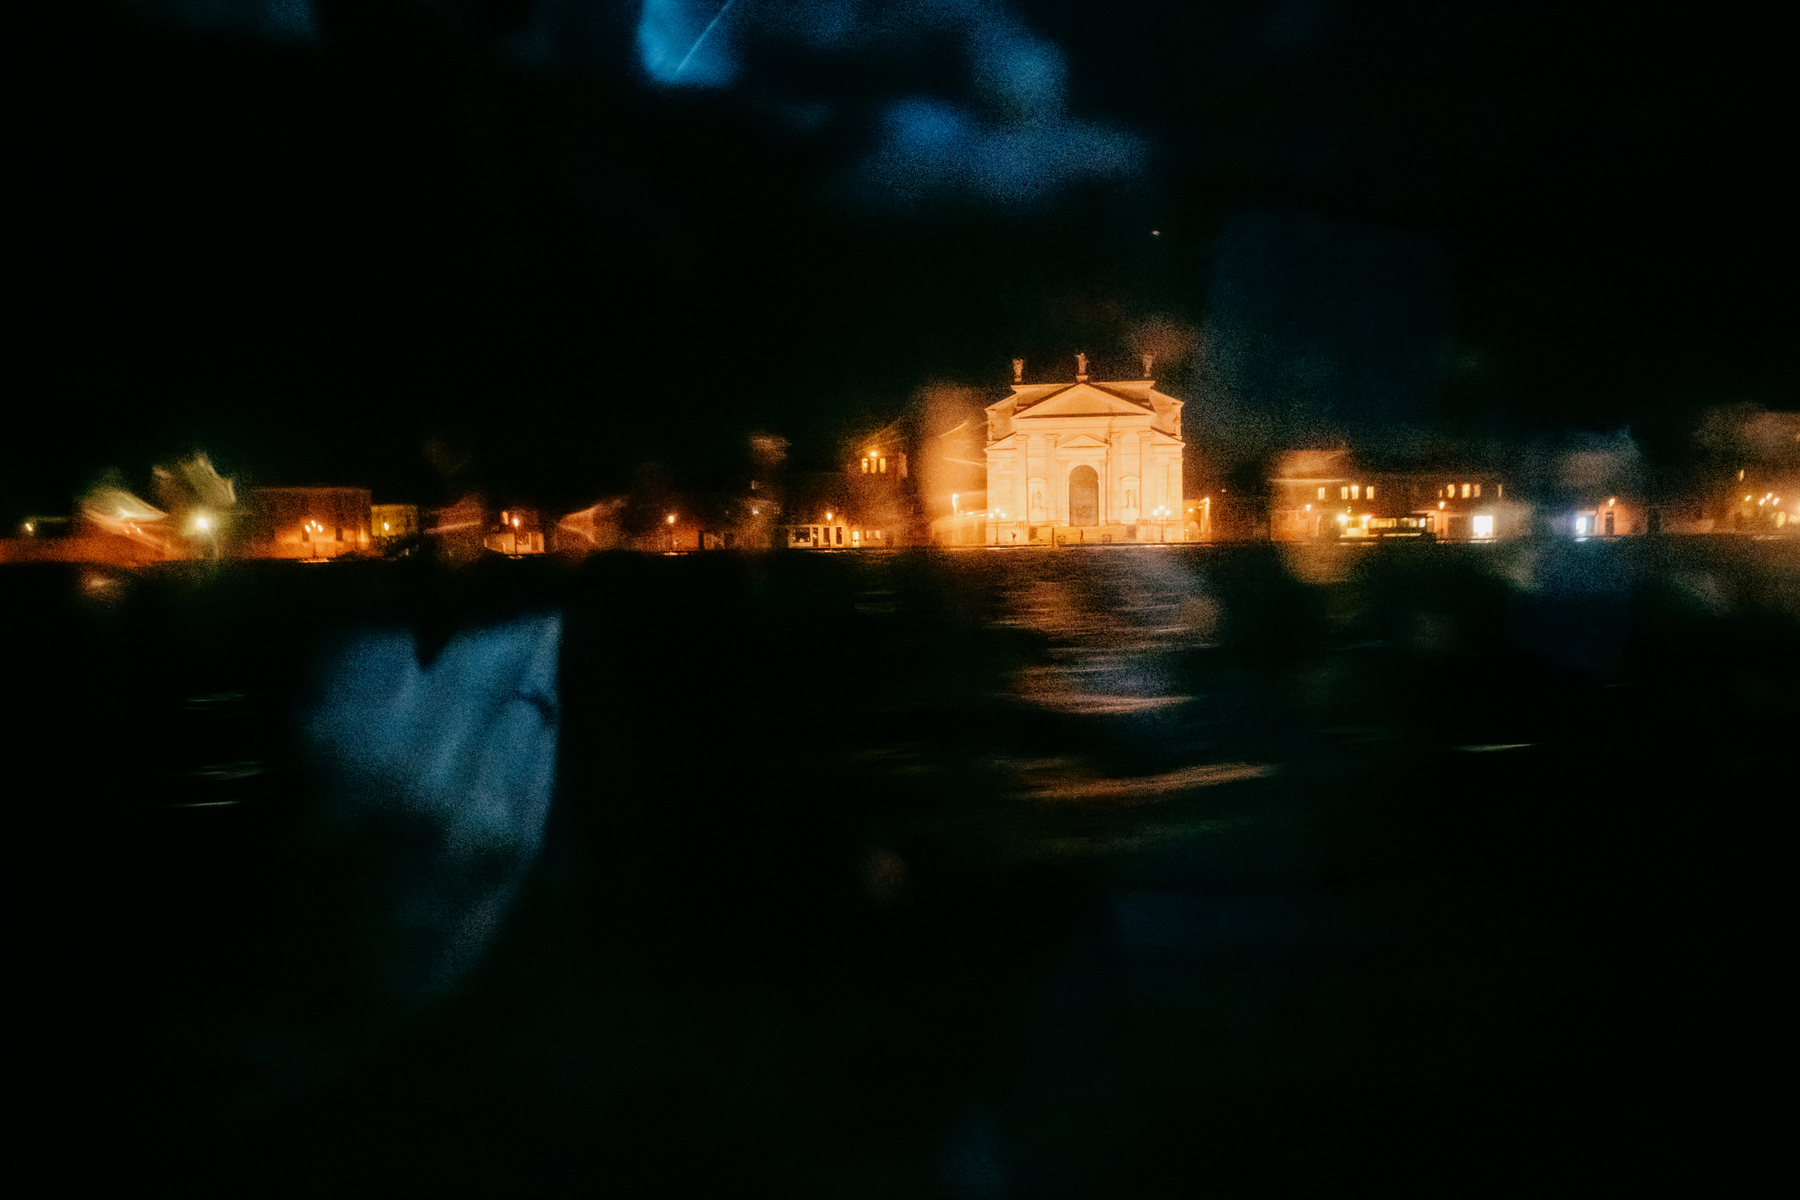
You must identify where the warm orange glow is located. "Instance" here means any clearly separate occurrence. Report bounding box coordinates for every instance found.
[666,513,675,524]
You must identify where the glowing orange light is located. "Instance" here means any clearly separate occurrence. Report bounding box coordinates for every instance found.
[666,513,675,524]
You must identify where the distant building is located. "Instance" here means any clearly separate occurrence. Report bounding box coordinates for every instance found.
[973,359,1186,546]
[0,513,165,564]
[1567,496,1644,538]
[780,464,907,550]
[1270,451,1524,541]
[486,507,546,555]
[371,504,419,550]
[240,487,372,559]
[1704,464,1798,536]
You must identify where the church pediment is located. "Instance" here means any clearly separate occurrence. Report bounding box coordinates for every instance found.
[1015,385,1155,420]
[1056,433,1112,450]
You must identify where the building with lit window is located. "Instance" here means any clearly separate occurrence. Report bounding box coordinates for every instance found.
[371,504,419,550]
[976,357,1185,546]
[779,441,917,550]
[239,487,372,559]
[485,507,546,555]
[1567,496,1643,538]
[1269,451,1522,541]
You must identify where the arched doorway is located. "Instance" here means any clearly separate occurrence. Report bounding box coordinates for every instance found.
[1069,465,1098,526]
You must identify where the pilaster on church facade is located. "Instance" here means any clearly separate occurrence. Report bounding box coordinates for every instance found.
[978,368,1186,545]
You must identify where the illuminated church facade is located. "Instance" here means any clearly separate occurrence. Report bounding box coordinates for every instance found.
[980,358,1186,545]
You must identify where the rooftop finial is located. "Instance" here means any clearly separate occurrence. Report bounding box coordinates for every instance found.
[1075,352,1088,381]
[1012,357,1024,384]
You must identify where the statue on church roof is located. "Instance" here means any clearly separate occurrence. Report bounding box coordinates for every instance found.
[1075,352,1088,379]
[1013,358,1024,383]
[1142,353,1154,379]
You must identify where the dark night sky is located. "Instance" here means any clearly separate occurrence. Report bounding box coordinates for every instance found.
[12,0,1795,519]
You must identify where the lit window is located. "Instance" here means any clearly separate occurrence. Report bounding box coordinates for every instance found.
[1351,485,1360,500]
[879,458,887,473]
[1340,486,1349,500]
[1575,517,1587,535]
[1461,483,1471,499]
[1317,487,1326,500]
[1367,485,1375,500]
[1473,483,1481,497]
[862,459,869,473]
[1472,515,1494,538]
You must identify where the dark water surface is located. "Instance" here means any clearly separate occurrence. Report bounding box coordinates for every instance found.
[10,539,1794,1194]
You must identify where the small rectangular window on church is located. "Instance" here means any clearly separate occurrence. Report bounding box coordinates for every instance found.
[880,458,887,473]
[1351,485,1360,500]
[1340,487,1348,500]
[1317,487,1326,500]
[1367,485,1375,500]
[1473,483,1481,497]
[1461,483,1471,499]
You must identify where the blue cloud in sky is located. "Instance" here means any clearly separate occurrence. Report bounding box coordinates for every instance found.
[864,94,1143,206]
[627,1,1146,205]
[860,14,1143,206]
[636,0,741,86]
